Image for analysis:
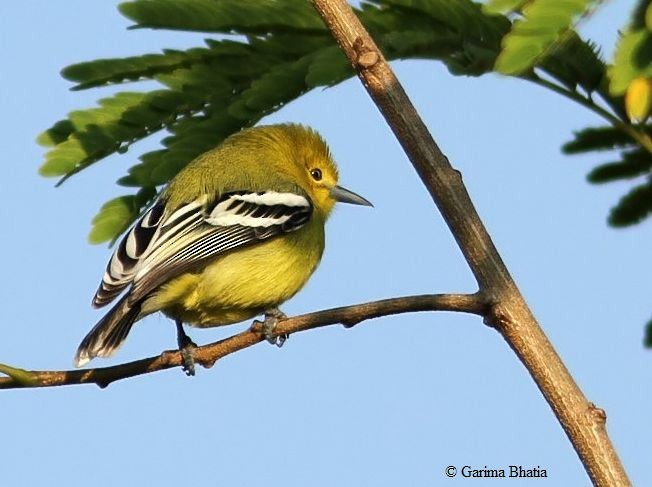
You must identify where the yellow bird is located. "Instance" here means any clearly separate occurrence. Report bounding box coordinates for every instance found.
[75,124,372,373]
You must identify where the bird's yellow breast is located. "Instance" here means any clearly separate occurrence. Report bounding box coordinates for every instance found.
[147,218,325,327]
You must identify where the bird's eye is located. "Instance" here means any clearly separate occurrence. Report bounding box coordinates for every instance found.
[310,168,323,181]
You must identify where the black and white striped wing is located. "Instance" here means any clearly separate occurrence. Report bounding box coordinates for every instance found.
[93,199,169,307]
[92,191,313,308]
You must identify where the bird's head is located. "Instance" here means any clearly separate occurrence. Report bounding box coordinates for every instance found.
[270,124,373,217]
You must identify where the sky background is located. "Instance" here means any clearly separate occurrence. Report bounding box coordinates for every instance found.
[1,1,649,485]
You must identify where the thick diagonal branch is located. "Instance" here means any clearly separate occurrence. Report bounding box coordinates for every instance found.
[0,293,485,390]
[309,1,630,486]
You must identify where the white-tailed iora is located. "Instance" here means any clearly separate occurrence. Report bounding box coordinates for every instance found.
[74,124,372,374]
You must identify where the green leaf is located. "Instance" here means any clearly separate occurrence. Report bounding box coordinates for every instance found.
[39,0,645,234]
[63,47,214,91]
[118,0,326,34]
[228,55,314,120]
[563,126,640,154]
[151,113,245,185]
[39,130,113,178]
[382,0,510,45]
[36,120,75,147]
[89,187,156,245]
[495,0,602,75]
[382,30,456,60]
[89,195,139,244]
[483,0,528,15]
[609,30,652,95]
[608,179,652,226]
[121,109,247,188]
[644,318,652,347]
[39,90,205,181]
[633,0,652,29]
[377,0,510,75]
[305,46,352,87]
[537,33,605,93]
[587,150,652,183]
[496,40,546,74]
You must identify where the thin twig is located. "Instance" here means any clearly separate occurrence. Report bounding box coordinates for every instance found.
[530,74,652,155]
[309,1,631,485]
[0,293,486,390]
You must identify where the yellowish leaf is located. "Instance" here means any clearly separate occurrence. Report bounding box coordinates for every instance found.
[625,76,652,123]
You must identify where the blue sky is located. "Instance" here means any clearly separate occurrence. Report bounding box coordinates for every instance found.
[1,1,649,485]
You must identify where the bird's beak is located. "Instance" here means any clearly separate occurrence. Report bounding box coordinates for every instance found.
[330,185,373,207]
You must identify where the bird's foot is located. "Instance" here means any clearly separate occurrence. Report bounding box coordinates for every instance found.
[176,320,197,376]
[255,308,289,347]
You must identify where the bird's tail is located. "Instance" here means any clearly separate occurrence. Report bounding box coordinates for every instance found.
[74,294,142,367]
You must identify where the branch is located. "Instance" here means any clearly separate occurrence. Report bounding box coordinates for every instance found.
[309,1,631,486]
[0,294,485,390]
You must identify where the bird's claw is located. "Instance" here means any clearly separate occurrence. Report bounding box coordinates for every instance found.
[179,339,197,376]
[257,308,289,347]
[176,320,197,376]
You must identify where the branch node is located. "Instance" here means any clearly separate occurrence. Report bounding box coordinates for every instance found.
[589,402,607,425]
[341,319,360,328]
[352,36,364,52]
[352,36,379,70]
[483,301,505,331]
[197,356,216,370]
[202,359,217,370]
[357,50,379,69]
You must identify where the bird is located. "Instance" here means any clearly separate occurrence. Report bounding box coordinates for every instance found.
[74,124,372,374]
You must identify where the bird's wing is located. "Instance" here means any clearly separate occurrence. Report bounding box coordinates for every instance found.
[92,190,313,308]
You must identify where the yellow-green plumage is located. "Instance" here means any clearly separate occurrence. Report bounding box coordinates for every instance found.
[148,214,325,326]
[142,125,332,326]
[74,124,371,367]
[165,125,337,214]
